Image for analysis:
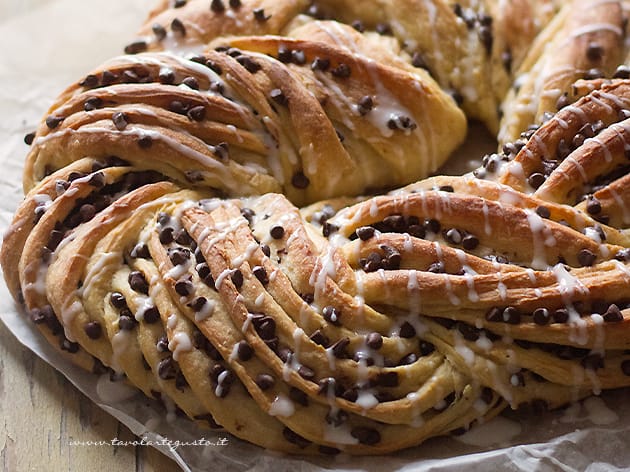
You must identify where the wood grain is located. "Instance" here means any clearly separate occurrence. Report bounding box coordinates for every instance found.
[0,321,181,471]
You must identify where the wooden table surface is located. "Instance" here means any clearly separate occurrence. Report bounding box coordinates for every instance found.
[0,1,181,470]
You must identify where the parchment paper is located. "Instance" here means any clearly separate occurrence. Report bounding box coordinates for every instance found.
[2,1,630,471]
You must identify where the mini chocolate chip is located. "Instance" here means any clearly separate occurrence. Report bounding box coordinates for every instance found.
[168,247,191,266]
[189,296,207,312]
[425,218,441,233]
[236,56,261,73]
[138,135,153,148]
[158,68,175,84]
[502,306,521,324]
[445,228,463,245]
[143,306,160,324]
[124,40,147,55]
[298,365,315,381]
[84,97,102,111]
[586,197,602,215]
[254,316,276,340]
[45,116,63,129]
[101,70,117,84]
[261,244,271,257]
[419,340,435,356]
[282,427,311,448]
[270,225,285,239]
[462,234,479,250]
[309,329,329,347]
[236,340,254,361]
[291,171,310,189]
[252,266,269,285]
[553,308,569,323]
[110,292,127,309]
[351,427,381,445]
[615,248,630,261]
[357,95,373,115]
[175,278,194,296]
[255,373,274,390]
[84,321,102,339]
[159,227,175,244]
[478,25,493,54]
[128,271,149,294]
[118,315,137,331]
[351,19,365,32]
[229,0,241,7]
[171,18,186,36]
[311,57,330,71]
[61,338,80,353]
[322,222,339,237]
[603,304,623,322]
[230,269,244,288]
[533,307,550,325]
[214,141,229,160]
[79,74,99,88]
[486,307,502,322]
[152,23,167,40]
[158,357,177,380]
[323,306,341,326]
[578,249,596,267]
[331,337,350,358]
[210,0,225,12]
[528,173,546,189]
[399,321,416,338]
[356,226,376,241]
[187,105,206,122]
[376,22,392,35]
[536,206,551,219]
[24,132,36,145]
[366,332,383,349]
[586,42,603,62]
[613,65,630,79]
[112,112,128,131]
[182,76,199,90]
[331,63,351,78]
[412,51,428,69]
[253,8,270,21]
[270,88,288,107]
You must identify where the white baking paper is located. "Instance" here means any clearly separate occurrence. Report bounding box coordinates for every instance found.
[2,1,630,471]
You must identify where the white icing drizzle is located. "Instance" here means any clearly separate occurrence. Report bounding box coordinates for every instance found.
[95,374,137,403]
[268,394,295,417]
[194,299,215,322]
[168,332,193,361]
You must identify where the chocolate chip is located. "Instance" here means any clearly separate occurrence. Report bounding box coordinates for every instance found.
[535,206,551,219]
[357,95,373,115]
[603,304,623,322]
[586,197,602,215]
[144,306,161,323]
[323,306,341,326]
[111,111,128,131]
[124,40,147,55]
[462,234,479,250]
[586,42,603,62]
[168,247,191,266]
[419,340,435,356]
[152,23,167,40]
[269,88,288,107]
[351,427,381,445]
[84,97,103,112]
[45,116,63,129]
[528,173,546,189]
[291,171,309,189]
[236,340,254,361]
[331,337,350,358]
[110,292,127,309]
[615,248,630,261]
[399,321,416,338]
[322,222,339,237]
[214,141,229,160]
[578,249,596,267]
[252,266,269,285]
[445,228,463,245]
[128,271,149,294]
[533,307,550,325]
[331,63,351,78]
[158,68,175,84]
[309,329,329,347]
[138,135,153,149]
[613,65,630,79]
[60,338,80,353]
[210,0,225,12]
[158,357,177,380]
[189,296,208,312]
[84,321,102,339]
[478,25,493,54]
[236,56,261,73]
[24,132,36,145]
[366,332,383,349]
[553,308,569,323]
[270,225,285,239]
[311,57,330,71]
[79,74,99,88]
[282,427,311,448]
[186,105,206,122]
[118,314,137,331]
[175,278,193,296]
[181,76,199,90]
[502,306,521,324]
[253,8,270,21]
[230,269,243,289]
[261,244,271,257]
[159,227,175,244]
[298,365,316,381]
[229,0,241,7]
[254,316,276,340]
[255,373,274,390]
[356,226,376,241]
[101,70,117,85]
[171,18,186,36]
